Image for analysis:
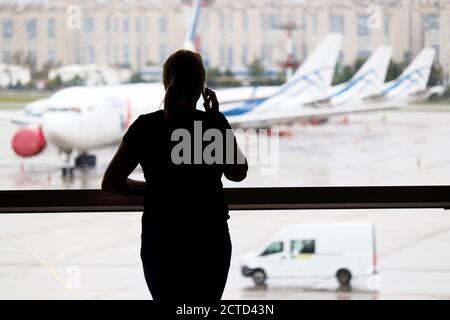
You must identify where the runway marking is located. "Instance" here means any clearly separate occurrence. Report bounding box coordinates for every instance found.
[0,235,82,299]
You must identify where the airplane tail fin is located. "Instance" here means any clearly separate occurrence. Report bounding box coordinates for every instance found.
[398,47,435,91]
[351,46,392,95]
[182,0,201,52]
[379,47,436,100]
[282,33,343,95]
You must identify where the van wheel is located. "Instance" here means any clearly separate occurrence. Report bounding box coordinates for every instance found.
[252,269,267,286]
[336,269,352,286]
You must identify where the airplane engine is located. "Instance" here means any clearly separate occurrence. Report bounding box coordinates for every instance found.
[12,127,47,157]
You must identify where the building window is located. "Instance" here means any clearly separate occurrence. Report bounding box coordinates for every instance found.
[47,50,56,63]
[105,46,111,64]
[87,46,95,63]
[423,15,439,32]
[260,14,267,31]
[105,17,111,32]
[114,17,120,32]
[136,17,141,32]
[432,45,440,61]
[26,19,37,39]
[330,15,344,33]
[27,51,37,68]
[220,45,225,66]
[219,12,225,31]
[47,18,55,39]
[144,18,150,32]
[242,45,248,66]
[229,13,234,30]
[242,12,248,31]
[268,14,278,30]
[227,46,233,68]
[123,46,130,66]
[384,16,390,36]
[357,15,370,36]
[357,50,371,59]
[159,45,168,63]
[124,18,130,33]
[84,17,95,33]
[3,19,13,39]
[2,50,11,64]
[312,15,318,35]
[159,16,168,32]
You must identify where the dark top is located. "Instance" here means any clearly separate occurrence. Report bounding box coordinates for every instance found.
[123,109,233,224]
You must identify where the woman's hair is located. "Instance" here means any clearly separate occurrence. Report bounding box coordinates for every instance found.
[162,50,206,122]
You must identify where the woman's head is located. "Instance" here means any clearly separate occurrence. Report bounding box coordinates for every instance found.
[163,50,206,121]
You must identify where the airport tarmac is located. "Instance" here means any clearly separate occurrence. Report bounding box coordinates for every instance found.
[1,107,450,299]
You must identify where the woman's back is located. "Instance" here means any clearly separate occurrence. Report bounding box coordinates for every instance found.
[123,109,231,222]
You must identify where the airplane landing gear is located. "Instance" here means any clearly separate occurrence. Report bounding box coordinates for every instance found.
[62,151,74,180]
[75,154,97,169]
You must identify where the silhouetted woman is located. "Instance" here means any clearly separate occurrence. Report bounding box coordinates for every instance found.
[102,50,248,302]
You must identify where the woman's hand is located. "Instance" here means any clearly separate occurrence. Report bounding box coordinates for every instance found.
[202,87,219,112]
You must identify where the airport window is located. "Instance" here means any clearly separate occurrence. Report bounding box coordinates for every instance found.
[357,15,370,36]
[423,15,439,32]
[291,240,315,256]
[3,19,13,39]
[261,241,284,256]
[330,15,344,33]
[26,19,37,39]
[47,18,55,39]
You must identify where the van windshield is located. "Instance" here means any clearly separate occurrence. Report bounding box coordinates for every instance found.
[261,241,284,256]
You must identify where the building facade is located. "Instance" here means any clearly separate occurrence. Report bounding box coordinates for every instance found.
[0,0,449,82]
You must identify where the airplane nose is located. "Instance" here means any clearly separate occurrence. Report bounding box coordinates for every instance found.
[42,112,82,151]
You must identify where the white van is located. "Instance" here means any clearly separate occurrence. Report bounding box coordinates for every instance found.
[241,223,377,286]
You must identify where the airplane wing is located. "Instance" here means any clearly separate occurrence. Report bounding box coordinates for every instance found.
[227,102,406,129]
[0,111,41,126]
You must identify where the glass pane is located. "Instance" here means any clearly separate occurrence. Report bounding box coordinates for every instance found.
[1,209,450,299]
[0,0,448,189]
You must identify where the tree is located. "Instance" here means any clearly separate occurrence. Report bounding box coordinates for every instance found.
[428,62,444,87]
[332,57,367,85]
[129,72,144,83]
[248,57,265,79]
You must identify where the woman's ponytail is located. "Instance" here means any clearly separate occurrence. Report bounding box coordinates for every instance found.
[164,76,187,123]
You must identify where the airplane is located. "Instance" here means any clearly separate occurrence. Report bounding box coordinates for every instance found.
[226,46,392,120]
[226,47,436,129]
[363,47,437,105]
[221,33,343,117]
[1,31,343,177]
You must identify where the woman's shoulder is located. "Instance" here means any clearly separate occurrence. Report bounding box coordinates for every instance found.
[137,110,165,122]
